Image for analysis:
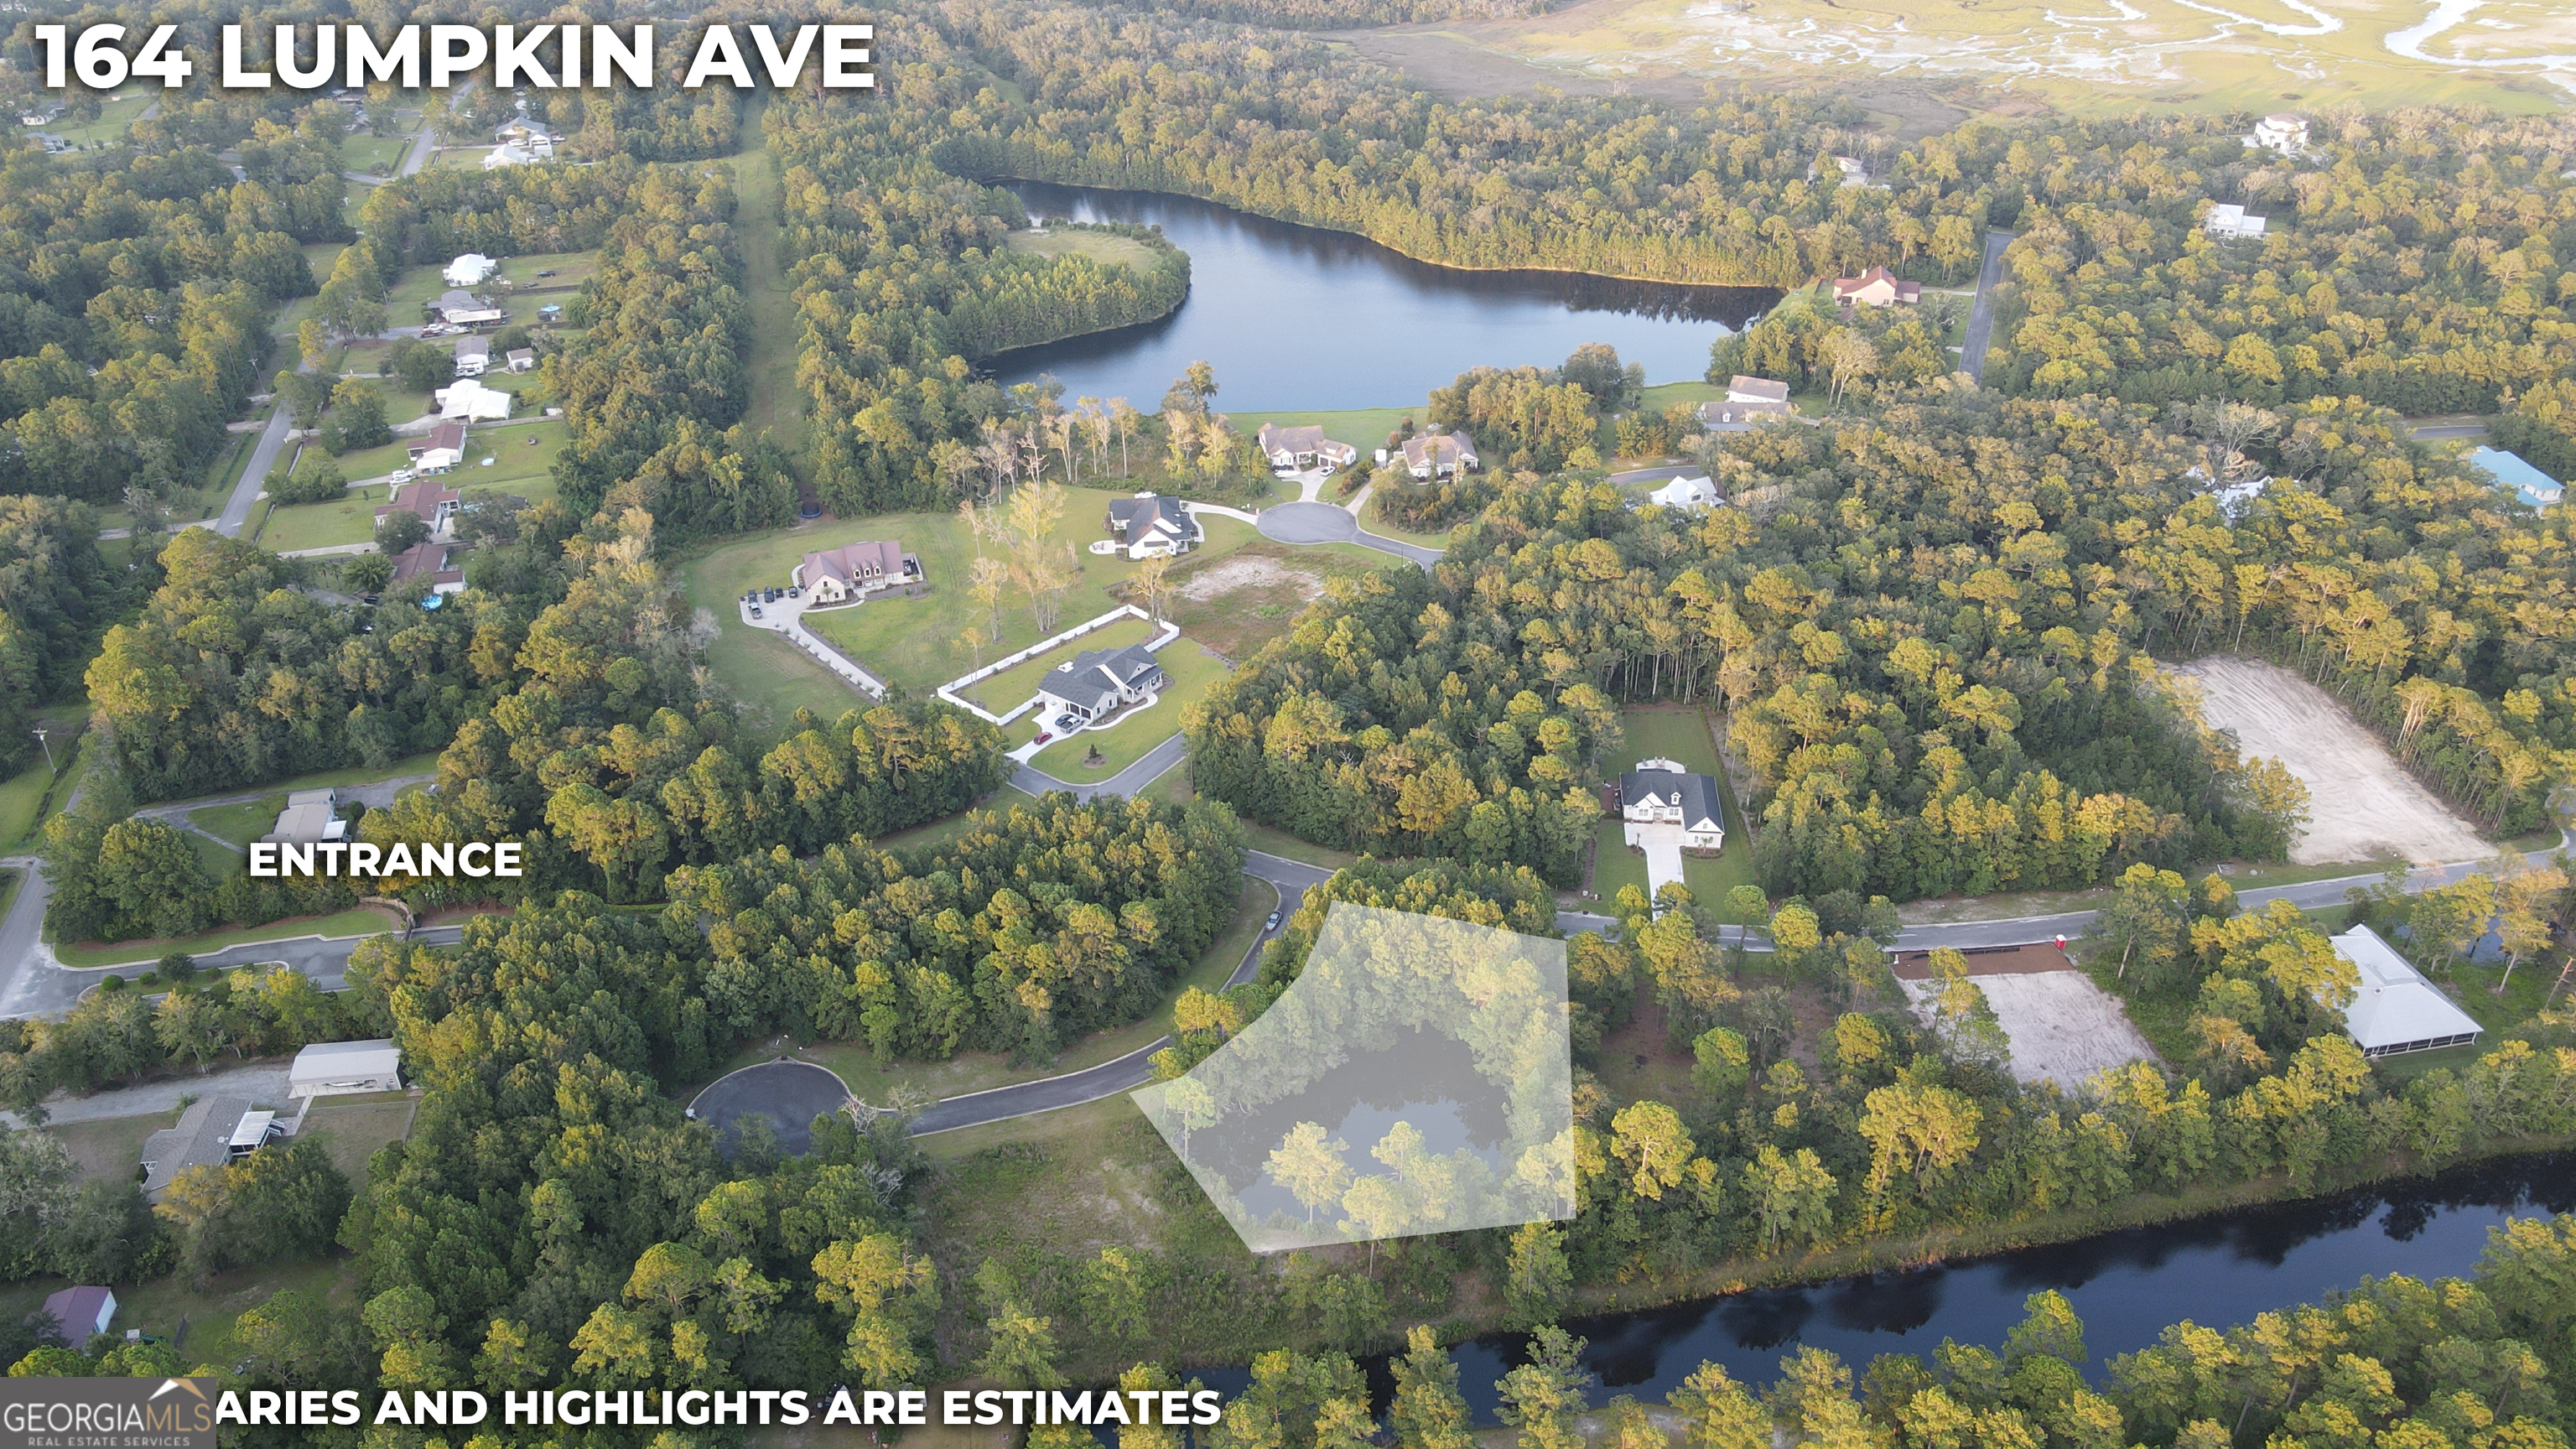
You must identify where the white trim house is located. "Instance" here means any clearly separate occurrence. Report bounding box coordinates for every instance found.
[2329,924,2485,1057]
[1038,643,1166,725]
[1619,758,1724,849]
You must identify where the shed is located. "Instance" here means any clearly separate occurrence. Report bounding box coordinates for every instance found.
[291,1040,403,1098]
[2329,924,2485,1057]
[39,1286,114,1344]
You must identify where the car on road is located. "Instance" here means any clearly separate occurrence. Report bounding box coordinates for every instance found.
[1265,911,1281,931]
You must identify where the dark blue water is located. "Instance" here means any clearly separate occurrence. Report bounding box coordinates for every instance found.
[1185,1150,2576,1413]
[993,181,1779,411]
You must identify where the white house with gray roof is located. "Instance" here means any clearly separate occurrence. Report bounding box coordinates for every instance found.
[1619,758,1724,849]
[1038,642,1167,725]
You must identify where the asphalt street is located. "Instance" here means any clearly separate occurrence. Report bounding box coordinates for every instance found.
[1012,732,1189,802]
[1961,229,2015,383]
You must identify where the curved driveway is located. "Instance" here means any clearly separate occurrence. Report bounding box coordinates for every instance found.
[1258,501,1443,568]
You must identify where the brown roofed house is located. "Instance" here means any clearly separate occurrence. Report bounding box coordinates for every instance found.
[1256,423,1358,471]
[376,474,463,536]
[799,539,919,603]
[1400,431,1479,480]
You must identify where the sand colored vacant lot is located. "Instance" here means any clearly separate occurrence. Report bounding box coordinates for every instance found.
[2172,657,2490,867]
[1903,969,2158,1089]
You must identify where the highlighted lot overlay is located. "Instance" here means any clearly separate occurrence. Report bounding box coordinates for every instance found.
[1133,902,1573,1254]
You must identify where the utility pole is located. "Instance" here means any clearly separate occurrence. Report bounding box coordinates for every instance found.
[31,725,53,775]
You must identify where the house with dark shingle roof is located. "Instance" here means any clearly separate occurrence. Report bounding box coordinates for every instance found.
[1618,757,1724,849]
[1037,643,1167,725]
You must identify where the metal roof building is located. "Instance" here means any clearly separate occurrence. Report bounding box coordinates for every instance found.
[2330,924,2485,1058]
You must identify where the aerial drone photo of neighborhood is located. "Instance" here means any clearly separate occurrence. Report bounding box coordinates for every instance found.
[12,1,2576,1446]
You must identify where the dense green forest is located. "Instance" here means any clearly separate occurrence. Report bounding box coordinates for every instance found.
[0,496,114,775]
[0,110,339,505]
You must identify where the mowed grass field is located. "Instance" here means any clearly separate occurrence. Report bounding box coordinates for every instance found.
[1001,227,1168,269]
[1593,704,1763,918]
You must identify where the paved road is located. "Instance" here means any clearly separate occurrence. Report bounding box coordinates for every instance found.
[1606,465,1700,486]
[1256,501,1443,568]
[215,402,292,537]
[2,1062,289,1130]
[397,125,436,177]
[1961,229,2015,384]
[1012,731,1189,802]
[2412,424,2488,440]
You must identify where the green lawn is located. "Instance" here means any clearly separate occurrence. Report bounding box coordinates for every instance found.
[714,873,1270,1114]
[1592,704,1762,918]
[297,435,412,483]
[451,420,566,491]
[0,1256,358,1374]
[963,615,1161,714]
[1028,639,1228,783]
[341,134,408,174]
[189,797,283,850]
[256,488,382,553]
[694,493,1263,699]
[432,146,496,170]
[1003,228,1166,269]
[57,906,403,968]
[45,1110,169,1183]
[299,1098,416,1196]
[46,91,153,148]
[0,704,84,851]
[733,112,808,473]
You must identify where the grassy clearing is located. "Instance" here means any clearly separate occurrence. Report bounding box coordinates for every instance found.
[1160,539,1391,662]
[299,1098,416,1195]
[733,110,808,474]
[256,490,381,553]
[0,1256,361,1372]
[708,875,1266,1108]
[1002,228,1166,270]
[189,797,282,850]
[46,91,153,148]
[1592,705,1762,917]
[963,615,1161,713]
[46,1109,173,1184]
[1028,640,1228,782]
[341,134,408,174]
[0,704,85,851]
[56,907,402,969]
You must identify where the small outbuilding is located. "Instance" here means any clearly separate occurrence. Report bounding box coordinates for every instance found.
[2329,924,2485,1058]
[262,788,345,845]
[289,1040,403,1098]
[39,1286,115,1345]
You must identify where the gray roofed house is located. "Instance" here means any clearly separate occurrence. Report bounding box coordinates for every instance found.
[141,1096,273,1200]
[454,335,491,375]
[1038,642,1168,724]
[1105,494,1200,558]
[1618,758,1724,849]
[506,348,536,373]
[1697,397,1789,433]
[799,539,920,603]
[1727,375,1791,405]
[433,289,507,327]
[262,788,345,845]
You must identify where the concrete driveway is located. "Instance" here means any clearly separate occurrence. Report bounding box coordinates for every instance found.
[1624,820,1686,900]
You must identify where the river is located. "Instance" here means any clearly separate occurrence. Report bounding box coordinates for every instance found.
[1189,1150,2576,1412]
[991,181,1779,412]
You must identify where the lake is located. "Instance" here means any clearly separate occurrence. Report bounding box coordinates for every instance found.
[1185,1150,2576,1414]
[991,180,1779,413]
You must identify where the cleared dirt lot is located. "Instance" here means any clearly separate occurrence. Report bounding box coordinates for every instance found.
[1900,961,2158,1089]
[2172,657,2490,867]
